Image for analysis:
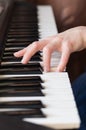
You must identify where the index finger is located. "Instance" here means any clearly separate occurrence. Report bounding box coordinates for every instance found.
[21,39,49,64]
[56,41,71,72]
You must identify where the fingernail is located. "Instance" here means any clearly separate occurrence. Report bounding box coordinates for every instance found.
[13,52,16,56]
[44,67,49,72]
[56,67,61,72]
[44,69,47,72]
[14,52,17,56]
[21,59,25,64]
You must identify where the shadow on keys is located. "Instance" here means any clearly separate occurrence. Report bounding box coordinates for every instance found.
[0,115,55,130]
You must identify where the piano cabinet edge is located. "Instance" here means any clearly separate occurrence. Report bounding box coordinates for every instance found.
[66,49,86,83]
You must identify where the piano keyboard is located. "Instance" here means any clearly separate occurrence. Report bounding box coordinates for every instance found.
[0,0,80,129]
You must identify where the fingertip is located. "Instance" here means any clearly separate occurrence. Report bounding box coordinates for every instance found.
[13,52,18,57]
[56,68,61,72]
[44,66,50,72]
[21,59,27,64]
[56,66,65,72]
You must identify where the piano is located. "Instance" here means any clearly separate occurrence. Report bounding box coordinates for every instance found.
[0,0,80,129]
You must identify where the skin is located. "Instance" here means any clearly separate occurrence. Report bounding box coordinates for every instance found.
[14,26,86,72]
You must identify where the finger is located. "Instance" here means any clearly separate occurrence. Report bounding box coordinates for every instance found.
[43,42,59,72]
[14,38,49,58]
[42,36,63,72]
[21,40,48,64]
[43,47,51,72]
[14,47,27,57]
[56,41,71,72]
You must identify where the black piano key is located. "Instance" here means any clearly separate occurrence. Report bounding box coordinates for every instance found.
[9,37,38,41]
[7,34,38,39]
[0,101,44,109]
[9,23,38,29]
[0,76,43,83]
[3,51,41,57]
[6,38,38,43]
[0,109,45,118]
[5,41,31,46]
[5,47,41,54]
[7,35,39,39]
[1,62,42,67]
[10,23,38,28]
[0,89,44,97]
[10,22,38,26]
[7,36,38,41]
[4,48,41,54]
[0,86,43,92]
[8,29,38,33]
[13,7,37,12]
[14,5,37,11]
[2,55,42,62]
[13,7,37,11]
[5,43,29,48]
[11,18,38,23]
[8,31,37,35]
[1,63,43,70]
[12,9,37,13]
[0,67,42,74]
[2,56,22,62]
[12,13,37,16]
[4,47,26,52]
[13,12,37,16]
[8,28,38,32]
[7,33,38,39]
[0,62,43,74]
[0,83,43,89]
[6,37,38,43]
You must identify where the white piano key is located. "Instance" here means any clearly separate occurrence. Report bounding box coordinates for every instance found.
[23,117,80,130]
[23,110,80,129]
[37,6,58,38]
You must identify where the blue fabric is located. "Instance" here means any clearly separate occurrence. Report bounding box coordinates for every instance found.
[72,73,86,130]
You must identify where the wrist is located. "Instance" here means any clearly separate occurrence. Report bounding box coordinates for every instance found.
[80,26,86,49]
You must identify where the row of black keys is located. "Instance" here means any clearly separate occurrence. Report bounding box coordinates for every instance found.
[2,2,39,65]
[0,74,44,96]
[0,2,45,118]
[1,2,42,74]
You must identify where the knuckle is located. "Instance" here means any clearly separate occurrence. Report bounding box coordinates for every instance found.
[54,35,63,43]
[32,41,39,50]
[43,46,51,53]
[57,35,63,41]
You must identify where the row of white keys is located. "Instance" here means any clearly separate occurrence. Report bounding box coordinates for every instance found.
[23,72,80,129]
[0,72,80,129]
[37,6,61,70]
[37,6,58,38]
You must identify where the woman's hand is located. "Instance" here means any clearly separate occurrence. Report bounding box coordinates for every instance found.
[14,26,86,72]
